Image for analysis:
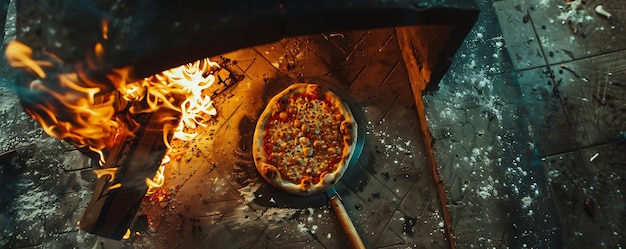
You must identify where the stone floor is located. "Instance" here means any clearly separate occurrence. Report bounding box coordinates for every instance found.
[1,0,625,248]
[424,0,625,248]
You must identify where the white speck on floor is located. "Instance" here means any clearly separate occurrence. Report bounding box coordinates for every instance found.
[238,183,261,204]
[297,222,308,233]
[521,196,533,209]
[477,184,498,199]
[261,208,298,223]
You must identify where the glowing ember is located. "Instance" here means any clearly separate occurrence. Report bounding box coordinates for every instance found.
[123,229,131,240]
[101,19,110,40]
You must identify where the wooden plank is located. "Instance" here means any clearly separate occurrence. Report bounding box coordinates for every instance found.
[396,25,455,92]
[79,108,180,240]
[397,27,456,249]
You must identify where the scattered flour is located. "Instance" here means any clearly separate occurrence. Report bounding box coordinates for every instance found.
[477,184,498,199]
[372,128,413,161]
[260,208,298,223]
[238,183,261,204]
[521,196,533,209]
[297,222,309,233]
[12,181,59,221]
[556,0,594,25]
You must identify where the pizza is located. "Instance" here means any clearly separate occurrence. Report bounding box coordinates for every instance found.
[253,83,357,196]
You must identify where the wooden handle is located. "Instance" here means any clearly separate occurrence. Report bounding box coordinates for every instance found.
[329,195,366,249]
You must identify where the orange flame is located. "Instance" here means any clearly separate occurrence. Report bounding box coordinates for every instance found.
[101,19,109,40]
[6,41,52,78]
[6,15,219,202]
[6,41,137,165]
[93,167,118,179]
[5,39,219,168]
[146,156,167,195]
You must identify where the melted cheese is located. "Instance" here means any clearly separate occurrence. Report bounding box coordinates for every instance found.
[264,95,343,184]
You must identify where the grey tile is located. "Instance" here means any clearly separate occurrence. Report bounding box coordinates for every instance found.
[387,210,447,248]
[516,67,579,156]
[451,0,515,75]
[542,141,625,248]
[424,72,521,131]
[529,0,626,64]
[373,225,405,248]
[398,181,437,216]
[549,50,626,146]
[494,0,546,70]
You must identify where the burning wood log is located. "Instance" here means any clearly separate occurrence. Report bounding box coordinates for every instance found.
[6,38,221,239]
[79,108,180,240]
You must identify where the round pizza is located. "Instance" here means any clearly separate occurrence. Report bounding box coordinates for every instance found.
[253,83,357,196]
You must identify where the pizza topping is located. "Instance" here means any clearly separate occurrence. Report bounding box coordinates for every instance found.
[254,84,357,195]
[261,90,347,184]
[299,137,310,146]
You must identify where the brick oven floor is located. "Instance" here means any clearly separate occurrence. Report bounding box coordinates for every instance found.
[1,0,625,249]
[121,33,446,248]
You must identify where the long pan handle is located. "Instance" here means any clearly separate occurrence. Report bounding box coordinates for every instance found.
[328,193,366,249]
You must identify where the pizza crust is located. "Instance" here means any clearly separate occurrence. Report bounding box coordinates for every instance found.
[253,83,357,196]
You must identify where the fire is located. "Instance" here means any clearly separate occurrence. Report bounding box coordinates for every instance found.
[93,168,124,191]
[93,167,118,179]
[145,156,167,195]
[5,40,220,190]
[5,41,52,78]
[6,40,137,165]
[5,18,222,239]
[121,58,219,144]
[101,19,109,40]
